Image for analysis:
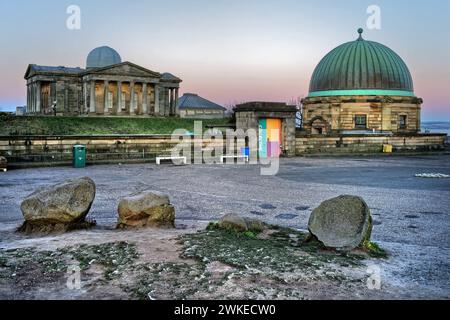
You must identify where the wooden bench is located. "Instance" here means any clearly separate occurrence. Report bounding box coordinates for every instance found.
[156,156,187,165]
[220,155,249,164]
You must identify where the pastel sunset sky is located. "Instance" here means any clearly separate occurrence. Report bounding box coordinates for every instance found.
[0,0,449,121]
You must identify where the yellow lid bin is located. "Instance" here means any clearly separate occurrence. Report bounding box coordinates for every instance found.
[383,144,393,153]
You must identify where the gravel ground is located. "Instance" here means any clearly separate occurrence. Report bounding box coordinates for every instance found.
[0,155,449,299]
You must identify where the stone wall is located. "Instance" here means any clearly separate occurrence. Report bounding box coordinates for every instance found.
[302,95,422,134]
[180,109,226,119]
[0,135,224,168]
[0,132,446,168]
[295,133,446,155]
[56,79,83,116]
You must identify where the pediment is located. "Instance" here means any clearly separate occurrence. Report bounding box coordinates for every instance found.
[86,62,161,78]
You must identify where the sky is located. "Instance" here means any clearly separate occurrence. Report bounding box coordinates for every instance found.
[0,0,449,121]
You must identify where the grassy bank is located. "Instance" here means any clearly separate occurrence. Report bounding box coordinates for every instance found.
[0,115,232,135]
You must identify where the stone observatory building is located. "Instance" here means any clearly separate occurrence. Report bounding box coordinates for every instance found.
[302,29,422,135]
[24,46,181,117]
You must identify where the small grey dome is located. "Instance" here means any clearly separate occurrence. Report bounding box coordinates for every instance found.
[86,46,121,69]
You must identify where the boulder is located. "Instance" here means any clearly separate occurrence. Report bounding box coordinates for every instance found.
[218,214,266,233]
[0,156,6,171]
[308,195,372,251]
[117,191,175,229]
[19,177,96,233]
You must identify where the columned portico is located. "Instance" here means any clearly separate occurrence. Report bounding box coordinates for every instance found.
[25,50,182,117]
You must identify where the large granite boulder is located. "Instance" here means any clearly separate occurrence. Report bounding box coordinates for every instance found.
[117,191,175,229]
[19,177,96,233]
[218,214,266,233]
[308,195,372,251]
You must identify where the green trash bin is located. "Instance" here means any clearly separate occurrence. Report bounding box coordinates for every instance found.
[73,145,86,168]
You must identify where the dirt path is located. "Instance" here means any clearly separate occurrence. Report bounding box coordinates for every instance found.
[0,221,432,300]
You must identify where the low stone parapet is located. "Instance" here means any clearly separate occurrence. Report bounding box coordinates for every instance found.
[295,133,447,155]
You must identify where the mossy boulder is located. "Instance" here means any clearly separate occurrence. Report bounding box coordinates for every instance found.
[308,195,373,251]
[19,177,96,233]
[117,191,175,229]
[218,214,266,233]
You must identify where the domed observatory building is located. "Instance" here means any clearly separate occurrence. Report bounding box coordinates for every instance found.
[25,46,181,117]
[302,29,422,134]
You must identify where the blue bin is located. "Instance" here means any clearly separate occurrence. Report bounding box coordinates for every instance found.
[241,147,250,157]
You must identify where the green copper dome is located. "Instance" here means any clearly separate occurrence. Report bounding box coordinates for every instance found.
[309,29,414,97]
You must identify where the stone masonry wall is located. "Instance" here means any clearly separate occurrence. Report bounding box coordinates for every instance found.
[0,133,446,168]
[295,134,446,155]
[0,135,224,168]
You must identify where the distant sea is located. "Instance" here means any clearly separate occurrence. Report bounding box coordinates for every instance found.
[421,121,450,136]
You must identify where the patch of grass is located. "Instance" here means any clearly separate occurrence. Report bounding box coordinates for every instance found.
[207,221,264,239]
[0,248,67,279]
[243,231,257,239]
[126,262,209,300]
[59,241,139,279]
[363,241,388,259]
[181,227,364,275]
[0,115,232,135]
[0,242,139,282]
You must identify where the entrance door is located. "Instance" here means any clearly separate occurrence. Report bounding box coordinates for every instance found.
[259,118,282,158]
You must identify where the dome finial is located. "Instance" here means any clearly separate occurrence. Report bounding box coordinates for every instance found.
[357,28,364,40]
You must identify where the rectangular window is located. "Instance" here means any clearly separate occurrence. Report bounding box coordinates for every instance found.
[399,115,407,129]
[355,115,367,129]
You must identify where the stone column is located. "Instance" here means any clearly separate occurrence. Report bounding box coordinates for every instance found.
[26,85,30,114]
[416,105,421,132]
[165,88,170,117]
[90,81,96,113]
[170,89,175,115]
[30,83,35,113]
[103,80,109,114]
[116,81,122,115]
[175,88,179,115]
[142,83,148,115]
[381,104,391,132]
[83,81,88,114]
[130,81,135,115]
[36,81,41,113]
[154,85,160,115]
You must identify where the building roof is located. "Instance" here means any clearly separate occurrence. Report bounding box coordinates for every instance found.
[178,93,226,111]
[86,46,122,69]
[161,72,181,82]
[235,102,297,113]
[24,64,84,78]
[309,29,414,97]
